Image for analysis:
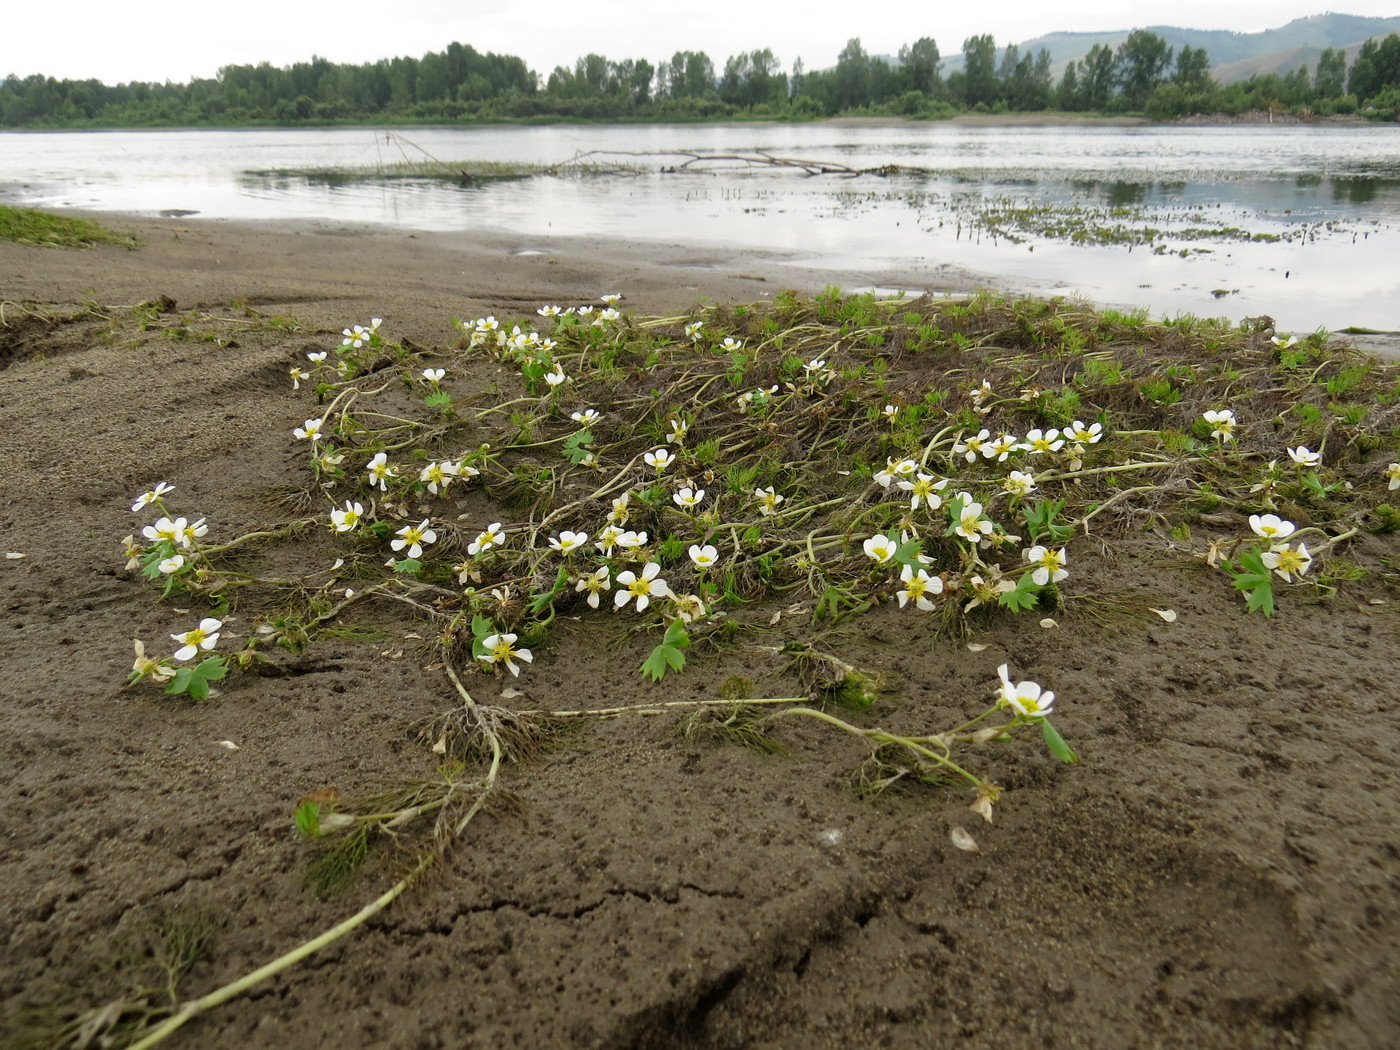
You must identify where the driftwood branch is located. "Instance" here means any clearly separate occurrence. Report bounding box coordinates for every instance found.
[562,148,866,177]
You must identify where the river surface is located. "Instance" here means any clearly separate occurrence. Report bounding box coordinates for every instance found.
[3,123,1399,331]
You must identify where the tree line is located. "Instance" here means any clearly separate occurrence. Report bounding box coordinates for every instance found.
[4,31,1399,128]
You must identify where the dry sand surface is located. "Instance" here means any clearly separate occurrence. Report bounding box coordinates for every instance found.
[2,215,1399,1050]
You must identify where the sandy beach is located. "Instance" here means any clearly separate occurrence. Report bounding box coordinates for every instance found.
[3,214,1399,1050]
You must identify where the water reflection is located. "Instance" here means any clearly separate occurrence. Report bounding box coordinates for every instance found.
[4,124,1400,330]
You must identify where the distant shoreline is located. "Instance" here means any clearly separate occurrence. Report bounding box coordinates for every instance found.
[3,110,1389,135]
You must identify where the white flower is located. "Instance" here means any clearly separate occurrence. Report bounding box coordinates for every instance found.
[479,632,533,677]
[897,564,943,610]
[1388,463,1400,491]
[1002,470,1037,497]
[970,379,993,405]
[549,530,589,555]
[543,368,568,387]
[955,501,993,543]
[755,486,785,517]
[616,529,648,550]
[307,351,328,364]
[863,534,897,564]
[720,336,743,352]
[598,307,622,322]
[1261,542,1313,583]
[1287,446,1321,467]
[422,367,446,382]
[996,664,1055,718]
[366,452,398,491]
[666,418,689,445]
[883,404,898,422]
[1067,420,1103,444]
[984,434,1021,462]
[614,561,671,612]
[171,617,223,662]
[331,501,364,533]
[874,458,918,488]
[288,367,308,389]
[673,486,705,510]
[608,492,631,525]
[803,357,827,374]
[643,448,675,474]
[1271,334,1299,349]
[467,522,504,557]
[475,315,499,334]
[576,305,594,317]
[158,554,186,575]
[1023,428,1063,454]
[954,429,991,463]
[1023,545,1068,586]
[736,384,778,412]
[600,293,622,305]
[685,321,704,340]
[1203,409,1236,442]
[178,518,207,549]
[419,460,459,495]
[672,593,707,624]
[393,519,438,559]
[142,516,182,545]
[131,481,175,512]
[689,543,719,569]
[575,566,610,608]
[571,408,601,426]
[897,472,948,511]
[1248,514,1295,542]
[294,418,324,442]
[537,304,562,317]
[594,524,624,555]
[341,325,371,349]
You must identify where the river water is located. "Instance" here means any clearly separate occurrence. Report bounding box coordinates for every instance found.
[2,123,1398,331]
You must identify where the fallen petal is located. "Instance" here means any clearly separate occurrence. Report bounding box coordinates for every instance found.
[950,826,982,853]
[1150,608,1178,622]
[215,740,240,751]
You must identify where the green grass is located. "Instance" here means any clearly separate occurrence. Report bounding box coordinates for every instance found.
[0,205,139,249]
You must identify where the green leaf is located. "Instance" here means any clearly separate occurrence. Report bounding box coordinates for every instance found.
[641,620,691,681]
[1228,549,1276,616]
[1041,719,1079,763]
[562,428,594,465]
[1023,499,1075,545]
[294,800,322,838]
[528,566,570,615]
[662,618,692,650]
[424,390,453,410]
[165,656,227,701]
[391,558,422,575]
[470,614,495,659]
[892,536,924,567]
[997,572,1041,613]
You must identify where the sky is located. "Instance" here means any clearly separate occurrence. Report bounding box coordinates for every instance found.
[6,1,1400,84]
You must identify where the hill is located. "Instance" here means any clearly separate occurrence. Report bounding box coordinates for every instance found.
[942,13,1400,82]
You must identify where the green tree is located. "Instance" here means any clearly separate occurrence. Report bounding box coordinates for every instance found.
[962,35,998,107]
[1172,45,1213,91]
[1079,43,1117,111]
[898,37,942,96]
[833,38,872,109]
[1117,30,1174,110]
[1314,47,1346,98]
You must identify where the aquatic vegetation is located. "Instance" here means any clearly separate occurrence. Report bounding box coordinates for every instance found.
[103,289,1400,1048]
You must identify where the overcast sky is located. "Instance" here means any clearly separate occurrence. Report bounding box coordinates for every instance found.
[7,1,1399,84]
